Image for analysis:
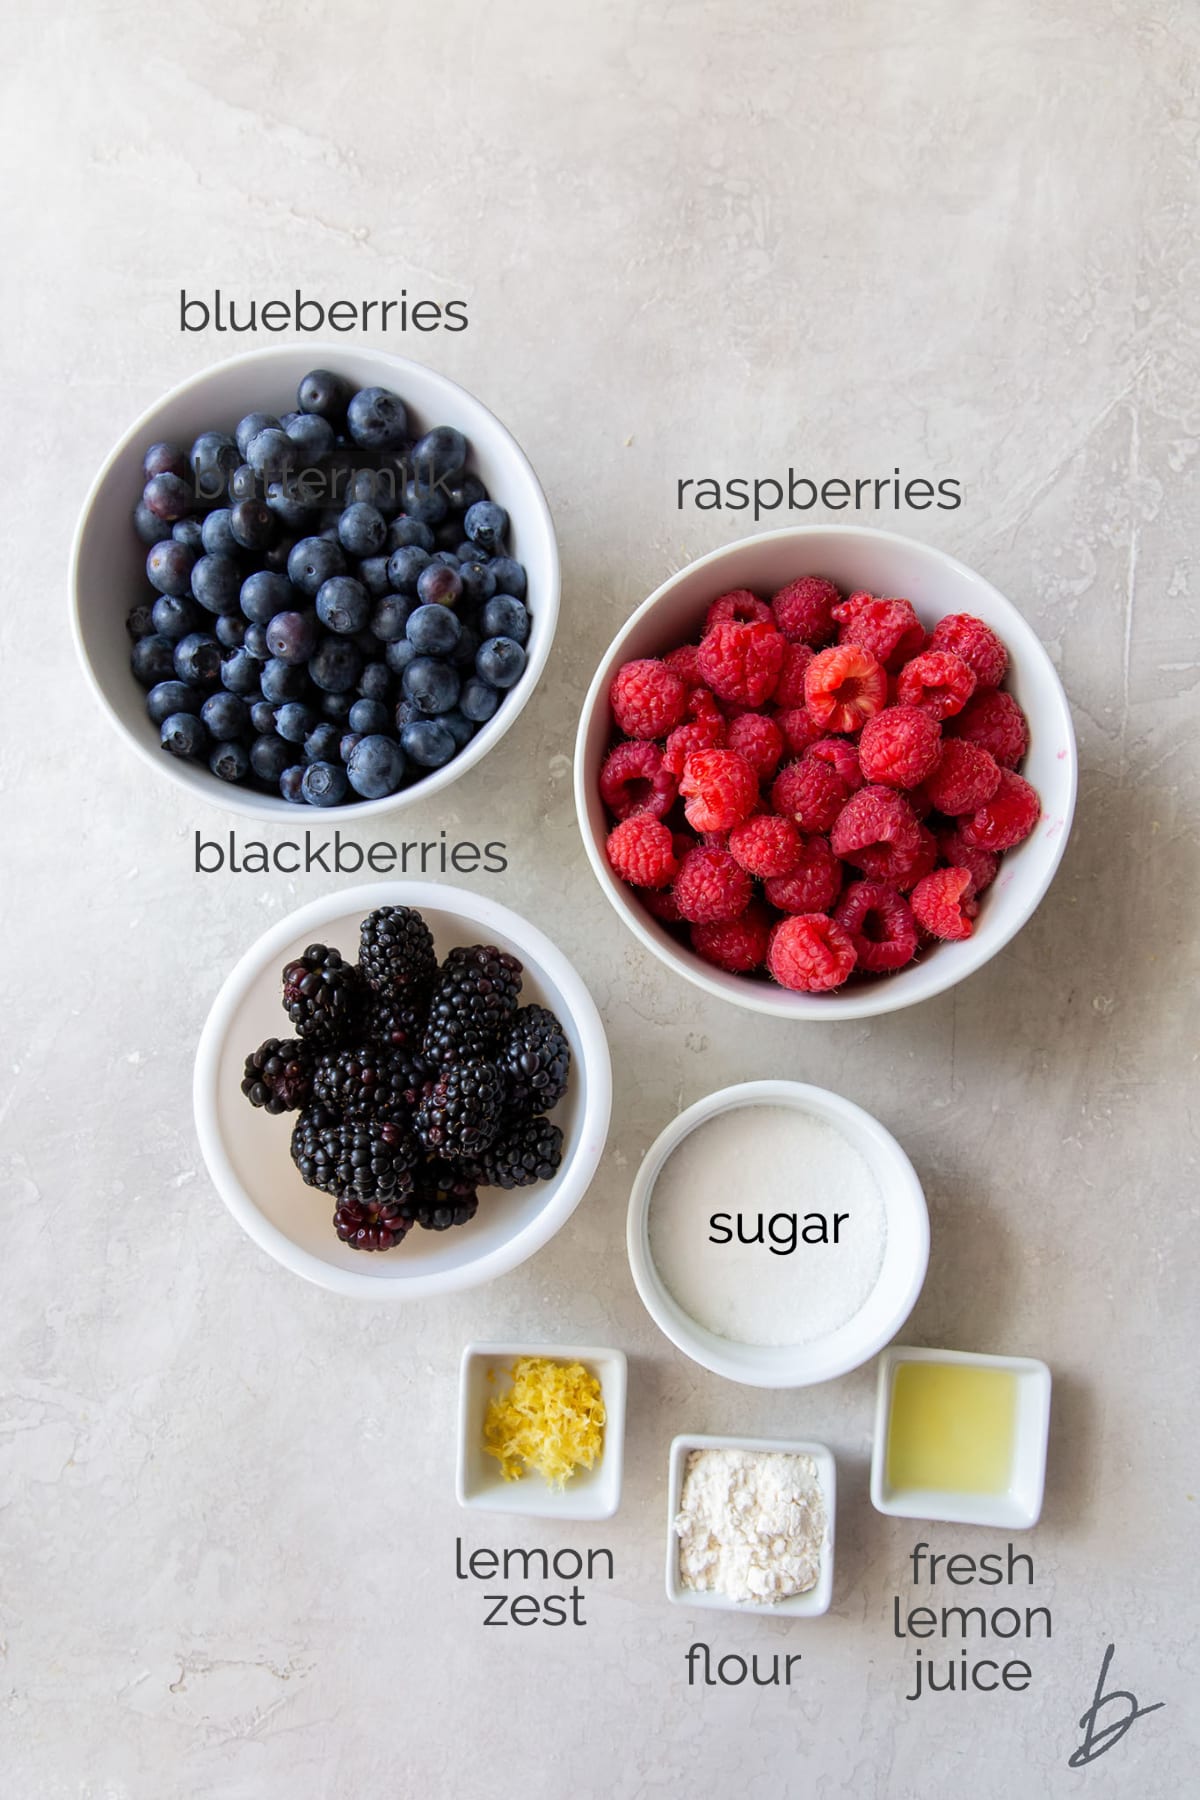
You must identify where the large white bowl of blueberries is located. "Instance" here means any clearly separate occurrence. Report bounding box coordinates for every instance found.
[72,348,559,815]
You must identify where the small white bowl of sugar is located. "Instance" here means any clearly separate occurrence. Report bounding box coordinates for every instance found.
[627,1080,929,1387]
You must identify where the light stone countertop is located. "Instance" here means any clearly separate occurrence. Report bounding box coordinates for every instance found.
[2,3,1197,1796]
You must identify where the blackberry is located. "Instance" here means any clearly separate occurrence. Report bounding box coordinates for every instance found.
[311,1042,426,1121]
[240,1038,313,1113]
[366,990,428,1051]
[415,1058,505,1157]
[333,1194,413,1252]
[422,944,523,1066]
[497,1005,571,1118]
[290,1109,417,1200]
[281,943,364,1044]
[478,1117,564,1190]
[400,1158,481,1231]
[359,905,438,997]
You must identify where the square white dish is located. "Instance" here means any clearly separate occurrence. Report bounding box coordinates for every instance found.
[457,1342,626,1520]
[870,1345,1052,1529]
[665,1433,836,1617]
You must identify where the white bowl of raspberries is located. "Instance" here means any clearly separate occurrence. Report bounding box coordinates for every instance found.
[193,885,612,1297]
[575,526,1077,1019]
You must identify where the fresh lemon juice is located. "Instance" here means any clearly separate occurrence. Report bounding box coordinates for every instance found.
[886,1362,1017,1494]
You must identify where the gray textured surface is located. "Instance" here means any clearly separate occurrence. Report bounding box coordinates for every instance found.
[2,3,1198,1795]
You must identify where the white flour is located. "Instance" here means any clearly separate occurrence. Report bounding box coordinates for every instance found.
[648,1104,886,1347]
[674,1448,827,1603]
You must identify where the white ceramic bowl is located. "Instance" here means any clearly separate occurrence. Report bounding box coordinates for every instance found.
[665,1433,836,1617]
[870,1345,1052,1530]
[72,345,559,819]
[193,882,611,1298]
[457,1342,627,1519]
[627,1080,929,1387]
[575,525,1077,1019]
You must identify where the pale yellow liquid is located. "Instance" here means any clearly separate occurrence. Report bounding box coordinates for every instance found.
[886,1362,1017,1495]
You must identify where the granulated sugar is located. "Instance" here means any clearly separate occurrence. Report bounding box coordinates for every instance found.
[647,1104,886,1347]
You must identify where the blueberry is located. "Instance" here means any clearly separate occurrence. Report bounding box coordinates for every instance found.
[385,638,418,677]
[190,431,239,503]
[201,508,240,557]
[249,733,294,784]
[284,412,336,461]
[220,647,263,696]
[235,411,281,459]
[358,555,392,598]
[445,472,487,514]
[455,540,480,563]
[143,441,188,481]
[301,760,349,806]
[287,535,346,597]
[394,697,422,731]
[346,385,408,449]
[441,707,475,750]
[201,691,249,739]
[161,712,207,760]
[489,556,527,599]
[250,699,277,733]
[262,533,297,576]
[215,613,247,649]
[430,550,461,568]
[131,633,178,688]
[275,701,317,744]
[279,765,307,803]
[143,472,193,522]
[410,425,467,483]
[126,599,156,639]
[265,610,318,664]
[401,478,447,526]
[264,479,319,531]
[406,603,461,656]
[386,545,431,593]
[388,516,435,553]
[229,462,258,501]
[150,590,199,640]
[464,500,508,553]
[358,660,392,703]
[402,656,460,715]
[146,680,203,725]
[243,623,270,660]
[240,570,295,624]
[434,518,465,552]
[191,554,242,615]
[452,623,480,670]
[348,697,391,735]
[230,497,276,551]
[347,733,406,798]
[146,539,196,598]
[174,632,222,686]
[417,562,462,609]
[210,740,250,783]
[260,657,308,704]
[476,635,526,689]
[337,501,387,558]
[297,368,351,422]
[247,429,295,484]
[133,500,172,545]
[340,732,363,763]
[315,575,370,636]
[172,517,205,553]
[458,559,496,604]
[401,718,457,768]
[303,721,343,764]
[308,636,362,693]
[460,675,500,724]
[482,595,530,644]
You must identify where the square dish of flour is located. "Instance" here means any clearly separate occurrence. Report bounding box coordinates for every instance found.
[664,1433,836,1617]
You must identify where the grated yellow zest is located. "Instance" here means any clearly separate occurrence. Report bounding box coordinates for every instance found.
[483,1357,606,1489]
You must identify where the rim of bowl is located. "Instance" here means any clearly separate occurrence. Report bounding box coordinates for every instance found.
[574,524,1079,1020]
[193,880,612,1298]
[71,344,560,821]
[626,1079,930,1387]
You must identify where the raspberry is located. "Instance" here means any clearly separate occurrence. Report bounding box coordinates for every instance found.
[729,812,803,879]
[773,641,815,707]
[831,784,922,883]
[897,824,938,892]
[805,736,863,790]
[674,845,753,923]
[662,711,726,777]
[663,644,704,687]
[911,867,978,941]
[949,687,1029,769]
[804,644,888,733]
[834,880,919,973]
[684,683,723,722]
[923,739,1002,815]
[610,658,688,739]
[936,826,999,894]
[691,902,771,973]
[706,588,774,630]
[833,595,926,670]
[641,885,682,922]
[726,712,785,779]
[775,705,824,754]
[895,649,976,721]
[929,613,1008,688]
[857,705,942,789]
[770,758,849,833]
[771,576,840,646]
[606,815,679,888]
[599,740,678,820]
[960,769,1040,851]
[767,914,857,992]
[697,619,785,707]
[680,748,759,832]
[764,835,842,913]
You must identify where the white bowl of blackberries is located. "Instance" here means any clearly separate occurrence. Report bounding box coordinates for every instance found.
[72,348,559,815]
[193,888,612,1298]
